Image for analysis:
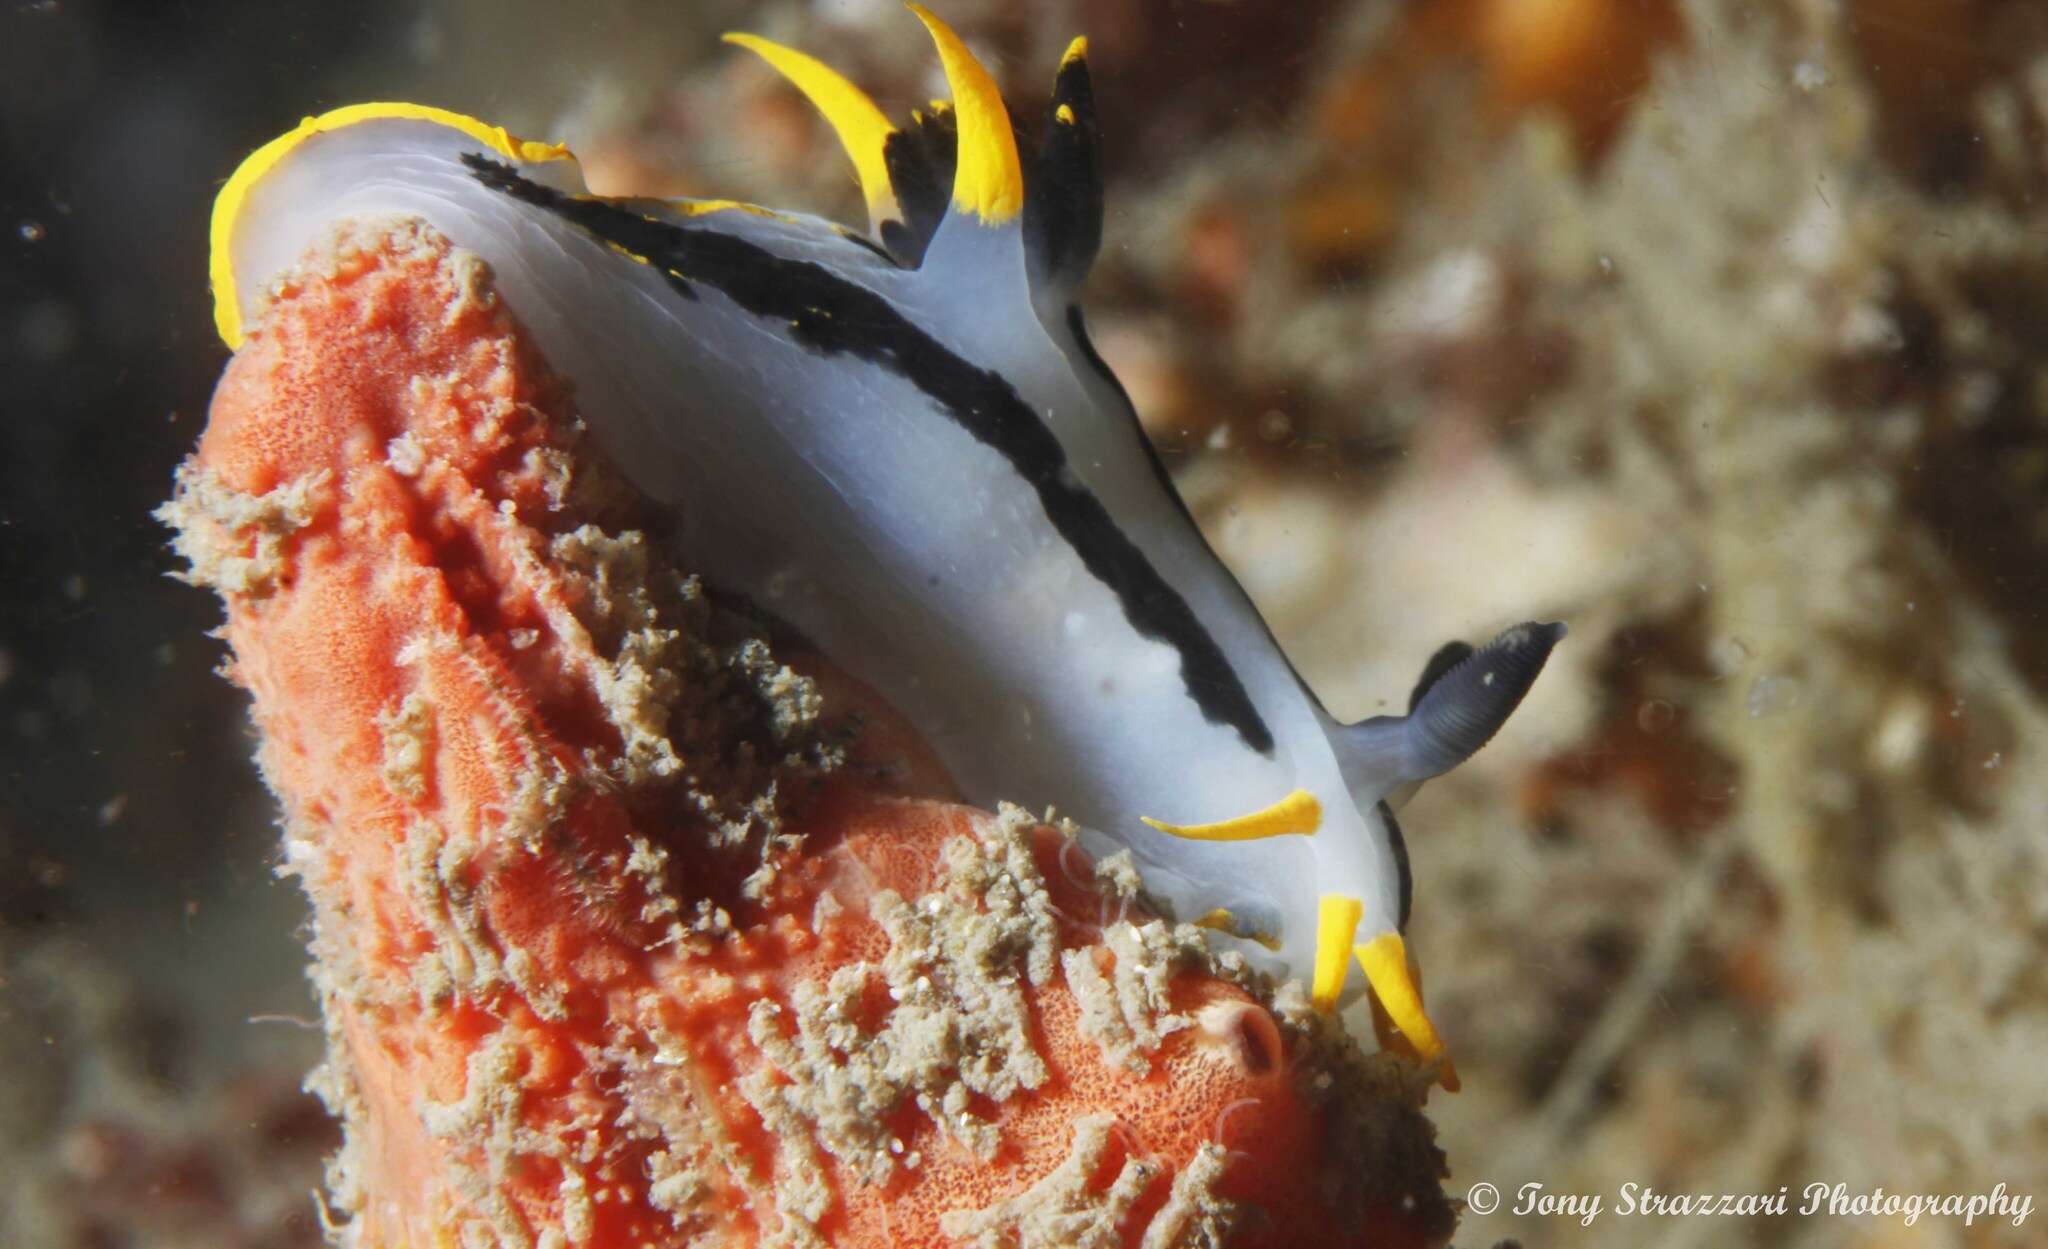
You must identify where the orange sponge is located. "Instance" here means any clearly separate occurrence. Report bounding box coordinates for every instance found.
[161,217,1454,1249]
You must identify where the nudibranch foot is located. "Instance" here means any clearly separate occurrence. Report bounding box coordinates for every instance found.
[163,212,1462,1248]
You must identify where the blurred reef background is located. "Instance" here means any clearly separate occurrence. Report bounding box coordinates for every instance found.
[5,1,2047,1246]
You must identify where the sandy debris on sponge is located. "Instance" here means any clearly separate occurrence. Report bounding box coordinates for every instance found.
[157,463,329,598]
[938,1114,1156,1249]
[1062,918,1205,1076]
[160,214,1457,1248]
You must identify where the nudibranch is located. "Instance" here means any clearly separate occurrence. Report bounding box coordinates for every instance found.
[208,7,1561,1086]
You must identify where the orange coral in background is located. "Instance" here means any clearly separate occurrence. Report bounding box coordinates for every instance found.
[1472,0,1686,151]
[1294,0,1684,273]
[159,218,1454,1248]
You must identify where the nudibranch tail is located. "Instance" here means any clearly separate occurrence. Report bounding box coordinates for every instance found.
[722,32,901,231]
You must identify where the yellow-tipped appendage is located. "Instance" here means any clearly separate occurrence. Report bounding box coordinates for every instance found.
[209,103,570,349]
[722,33,901,230]
[1356,931,1459,1092]
[1140,789,1321,842]
[1190,908,1282,951]
[907,4,1023,224]
[1312,894,1363,1012]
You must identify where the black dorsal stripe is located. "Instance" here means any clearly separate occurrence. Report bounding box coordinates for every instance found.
[1064,304,1333,721]
[464,155,1274,755]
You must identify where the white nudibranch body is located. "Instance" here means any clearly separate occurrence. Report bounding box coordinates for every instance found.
[210,8,1563,1089]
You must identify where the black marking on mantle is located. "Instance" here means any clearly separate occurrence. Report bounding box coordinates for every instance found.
[879,107,957,268]
[1409,640,1476,713]
[1379,800,1413,931]
[463,153,1274,755]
